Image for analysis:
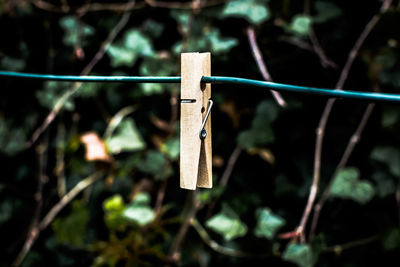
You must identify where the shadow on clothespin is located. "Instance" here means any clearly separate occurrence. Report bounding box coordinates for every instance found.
[180,52,212,190]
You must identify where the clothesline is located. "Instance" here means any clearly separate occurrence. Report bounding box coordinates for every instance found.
[1,70,400,103]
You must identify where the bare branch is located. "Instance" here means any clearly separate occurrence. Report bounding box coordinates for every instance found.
[325,235,380,254]
[247,27,287,108]
[309,103,375,240]
[206,145,242,218]
[13,171,102,266]
[295,0,392,243]
[28,6,133,146]
[191,218,272,258]
[13,137,48,267]
[39,172,103,231]
[169,191,200,262]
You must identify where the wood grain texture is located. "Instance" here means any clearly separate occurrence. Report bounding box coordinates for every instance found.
[180,52,212,190]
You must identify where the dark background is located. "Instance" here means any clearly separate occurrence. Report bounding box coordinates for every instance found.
[0,0,400,266]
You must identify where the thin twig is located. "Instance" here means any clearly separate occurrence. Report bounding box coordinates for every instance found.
[295,0,392,243]
[396,181,400,226]
[31,0,226,13]
[28,6,134,146]
[154,179,168,216]
[169,191,200,262]
[13,137,48,267]
[13,172,102,266]
[308,28,338,69]
[304,0,337,69]
[309,103,375,240]
[55,122,66,197]
[247,27,286,108]
[324,235,380,254]
[191,218,272,258]
[206,145,242,217]
[39,172,103,231]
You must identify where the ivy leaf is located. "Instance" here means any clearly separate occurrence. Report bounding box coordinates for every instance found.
[237,100,278,149]
[371,146,400,177]
[36,81,74,111]
[52,200,89,247]
[383,228,400,251]
[221,0,270,25]
[372,171,396,198]
[138,150,168,180]
[142,19,164,38]
[161,137,180,160]
[105,118,146,154]
[313,1,341,24]
[207,28,238,54]
[103,195,125,212]
[107,29,154,68]
[59,16,94,47]
[330,167,375,204]
[107,45,137,67]
[1,56,25,71]
[206,205,247,241]
[103,195,126,230]
[122,193,155,226]
[289,15,312,36]
[254,208,285,240]
[283,243,313,267]
[124,29,154,56]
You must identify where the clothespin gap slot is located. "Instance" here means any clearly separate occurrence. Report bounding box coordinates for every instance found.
[181,99,196,103]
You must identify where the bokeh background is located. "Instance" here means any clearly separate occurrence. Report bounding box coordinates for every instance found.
[1,0,400,266]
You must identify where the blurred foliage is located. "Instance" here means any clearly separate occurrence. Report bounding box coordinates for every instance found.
[1,0,400,266]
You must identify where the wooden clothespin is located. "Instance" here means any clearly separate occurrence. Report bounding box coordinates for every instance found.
[180,52,212,190]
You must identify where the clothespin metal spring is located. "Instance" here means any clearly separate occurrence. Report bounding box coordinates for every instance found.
[200,99,213,140]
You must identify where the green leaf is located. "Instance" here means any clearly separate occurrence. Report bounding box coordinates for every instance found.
[140,58,177,76]
[207,28,238,54]
[254,208,285,240]
[161,137,180,160]
[197,186,224,205]
[78,82,101,98]
[106,118,146,154]
[313,1,341,24]
[59,16,94,47]
[107,29,154,68]
[0,197,21,224]
[107,45,137,67]
[330,167,375,204]
[140,83,164,96]
[372,171,396,198]
[102,195,126,230]
[36,81,74,111]
[1,56,25,71]
[206,205,247,241]
[103,195,125,212]
[221,0,270,25]
[371,146,400,177]
[383,228,400,251]
[237,100,278,149]
[283,243,313,267]
[138,150,168,179]
[52,200,89,246]
[142,20,164,38]
[122,193,155,226]
[289,15,312,36]
[124,29,154,57]
[381,107,400,128]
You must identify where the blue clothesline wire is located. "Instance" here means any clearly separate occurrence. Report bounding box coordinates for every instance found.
[1,70,400,103]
